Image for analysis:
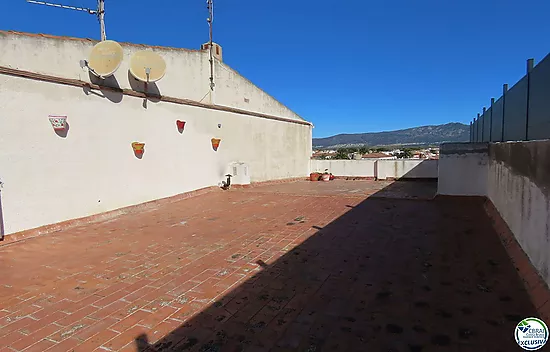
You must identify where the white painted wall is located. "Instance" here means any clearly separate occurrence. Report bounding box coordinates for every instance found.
[0,76,311,235]
[0,32,312,235]
[438,143,489,196]
[310,159,438,179]
[376,160,438,180]
[311,160,376,177]
[431,141,550,286]
[214,62,303,121]
[0,31,303,121]
[487,141,550,286]
[488,162,550,284]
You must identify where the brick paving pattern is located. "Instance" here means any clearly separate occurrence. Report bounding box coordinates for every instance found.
[0,180,542,351]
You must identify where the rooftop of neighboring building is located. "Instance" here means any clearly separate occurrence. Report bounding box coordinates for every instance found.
[362,152,394,159]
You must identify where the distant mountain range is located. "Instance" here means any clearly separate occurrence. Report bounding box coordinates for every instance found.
[313,123,469,148]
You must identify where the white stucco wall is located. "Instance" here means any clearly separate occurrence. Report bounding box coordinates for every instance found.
[487,141,550,286]
[436,141,550,286]
[0,76,311,235]
[310,159,438,179]
[0,31,303,121]
[310,160,376,177]
[214,62,303,121]
[438,143,489,196]
[376,160,438,180]
[0,32,312,235]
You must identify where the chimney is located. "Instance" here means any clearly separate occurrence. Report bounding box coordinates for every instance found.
[201,42,223,62]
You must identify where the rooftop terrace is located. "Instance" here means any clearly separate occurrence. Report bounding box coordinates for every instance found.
[0,180,543,351]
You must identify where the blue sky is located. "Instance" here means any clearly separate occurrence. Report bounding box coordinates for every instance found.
[3,0,550,137]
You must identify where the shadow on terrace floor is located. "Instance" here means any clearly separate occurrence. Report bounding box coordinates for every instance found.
[137,180,536,352]
[0,190,5,241]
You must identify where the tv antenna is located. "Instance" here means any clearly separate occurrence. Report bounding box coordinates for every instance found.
[26,0,107,41]
[207,0,214,91]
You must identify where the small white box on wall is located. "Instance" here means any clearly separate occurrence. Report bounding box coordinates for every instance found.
[230,162,251,185]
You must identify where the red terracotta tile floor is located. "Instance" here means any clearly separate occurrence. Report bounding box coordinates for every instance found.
[0,180,540,351]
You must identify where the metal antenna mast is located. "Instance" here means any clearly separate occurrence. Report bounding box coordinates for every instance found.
[98,0,106,41]
[26,0,107,41]
[207,0,215,91]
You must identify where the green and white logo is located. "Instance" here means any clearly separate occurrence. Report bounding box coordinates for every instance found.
[515,317,548,350]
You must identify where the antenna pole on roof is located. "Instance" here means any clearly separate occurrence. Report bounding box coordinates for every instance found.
[98,0,106,41]
[207,0,215,91]
[26,0,107,41]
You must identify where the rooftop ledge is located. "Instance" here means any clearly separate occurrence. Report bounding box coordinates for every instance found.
[0,30,202,53]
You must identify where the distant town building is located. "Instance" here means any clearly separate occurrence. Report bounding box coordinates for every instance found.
[362,153,397,160]
[311,151,334,159]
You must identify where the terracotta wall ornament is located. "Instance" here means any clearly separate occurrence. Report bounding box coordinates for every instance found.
[176,120,186,132]
[132,142,145,157]
[211,138,221,151]
[49,115,67,131]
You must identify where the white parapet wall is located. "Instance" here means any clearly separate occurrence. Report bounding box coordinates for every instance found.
[310,160,376,178]
[487,140,550,286]
[310,159,438,179]
[376,159,438,180]
[438,143,489,196]
[437,140,550,286]
[0,31,312,236]
[0,31,304,122]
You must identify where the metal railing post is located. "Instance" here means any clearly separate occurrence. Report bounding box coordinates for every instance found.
[489,98,494,141]
[502,84,508,141]
[525,58,534,141]
[477,113,481,142]
[482,107,486,142]
[474,115,477,142]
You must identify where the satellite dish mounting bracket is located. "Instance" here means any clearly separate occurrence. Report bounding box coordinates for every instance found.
[80,59,103,79]
[142,67,152,108]
[144,67,151,94]
[129,50,166,85]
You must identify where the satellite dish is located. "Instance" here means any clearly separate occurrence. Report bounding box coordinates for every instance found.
[129,50,167,82]
[87,40,124,77]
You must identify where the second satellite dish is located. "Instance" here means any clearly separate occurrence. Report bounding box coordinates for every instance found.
[88,40,124,77]
[129,50,166,82]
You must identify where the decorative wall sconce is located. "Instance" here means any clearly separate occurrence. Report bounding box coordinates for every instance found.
[211,138,221,151]
[176,120,186,132]
[49,115,67,131]
[132,142,145,157]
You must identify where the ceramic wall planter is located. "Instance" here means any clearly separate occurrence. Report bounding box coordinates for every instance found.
[176,120,186,131]
[132,142,145,156]
[211,138,221,151]
[310,172,320,181]
[49,115,67,131]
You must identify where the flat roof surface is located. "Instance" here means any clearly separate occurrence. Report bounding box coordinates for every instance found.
[0,180,538,351]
